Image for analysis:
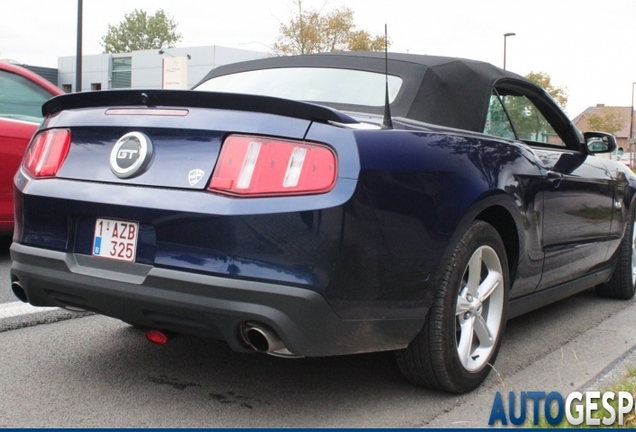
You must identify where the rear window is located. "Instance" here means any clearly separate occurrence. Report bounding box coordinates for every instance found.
[195,67,403,108]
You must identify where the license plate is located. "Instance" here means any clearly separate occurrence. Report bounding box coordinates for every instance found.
[92,218,139,262]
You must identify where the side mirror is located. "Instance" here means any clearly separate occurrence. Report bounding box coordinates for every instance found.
[584,131,617,154]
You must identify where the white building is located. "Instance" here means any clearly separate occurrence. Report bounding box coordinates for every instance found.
[57,45,269,92]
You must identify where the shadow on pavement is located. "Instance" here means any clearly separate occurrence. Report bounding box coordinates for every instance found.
[0,236,10,257]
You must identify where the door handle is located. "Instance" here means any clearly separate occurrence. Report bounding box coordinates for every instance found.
[547,171,564,188]
[547,171,564,180]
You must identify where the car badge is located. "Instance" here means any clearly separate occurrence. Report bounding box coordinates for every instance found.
[110,132,153,178]
[188,169,205,186]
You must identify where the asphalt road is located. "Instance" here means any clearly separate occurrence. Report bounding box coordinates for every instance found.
[2,236,636,426]
[0,281,635,427]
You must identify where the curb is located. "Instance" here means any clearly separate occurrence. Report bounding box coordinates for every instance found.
[0,301,93,332]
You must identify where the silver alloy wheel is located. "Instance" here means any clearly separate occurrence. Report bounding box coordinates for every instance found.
[631,219,636,287]
[455,245,505,372]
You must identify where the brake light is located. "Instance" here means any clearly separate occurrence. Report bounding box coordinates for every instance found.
[209,135,337,196]
[23,129,71,178]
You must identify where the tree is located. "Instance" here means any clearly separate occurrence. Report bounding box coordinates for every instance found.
[500,93,552,141]
[272,2,388,55]
[586,108,626,135]
[525,71,568,110]
[348,30,386,52]
[496,72,569,141]
[101,9,182,54]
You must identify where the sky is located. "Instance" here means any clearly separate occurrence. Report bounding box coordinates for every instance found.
[2,0,635,118]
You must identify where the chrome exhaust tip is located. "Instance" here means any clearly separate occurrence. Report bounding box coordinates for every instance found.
[11,280,27,303]
[240,322,299,357]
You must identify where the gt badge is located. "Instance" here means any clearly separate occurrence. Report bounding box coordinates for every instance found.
[188,169,205,186]
[110,132,153,178]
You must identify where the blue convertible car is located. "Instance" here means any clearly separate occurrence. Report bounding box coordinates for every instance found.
[10,52,636,393]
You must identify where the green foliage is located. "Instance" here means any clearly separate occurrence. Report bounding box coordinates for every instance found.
[485,95,515,138]
[526,71,569,110]
[273,2,388,55]
[489,72,569,144]
[587,108,626,135]
[101,9,182,54]
[502,94,552,141]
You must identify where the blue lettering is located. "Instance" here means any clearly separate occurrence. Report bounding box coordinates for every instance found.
[489,391,508,426]
[527,391,546,425]
[544,392,564,425]
[509,391,527,425]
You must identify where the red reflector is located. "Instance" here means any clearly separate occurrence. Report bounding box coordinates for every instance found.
[145,329,170,345]
[23,129,71,178]
[209,135,337,196]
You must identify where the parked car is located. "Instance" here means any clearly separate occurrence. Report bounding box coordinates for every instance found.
[10,52,636,393]
[0,61,62,235]
[620,152,635,169]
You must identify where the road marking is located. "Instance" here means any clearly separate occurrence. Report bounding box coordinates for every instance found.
[0,301,57,319]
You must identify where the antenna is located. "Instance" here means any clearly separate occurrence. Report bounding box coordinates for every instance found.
[381,24,393,130]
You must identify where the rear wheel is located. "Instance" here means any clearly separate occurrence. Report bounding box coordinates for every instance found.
[395,221,509,393]
[596,206,636,300]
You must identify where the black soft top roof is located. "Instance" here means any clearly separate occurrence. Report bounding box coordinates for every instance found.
[197,52,537,132]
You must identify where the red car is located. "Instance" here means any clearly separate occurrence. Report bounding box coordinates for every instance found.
[0,61,62,234]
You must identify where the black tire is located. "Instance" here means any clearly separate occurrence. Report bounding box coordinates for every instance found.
[596,205,636,300]
[395,220,509,393]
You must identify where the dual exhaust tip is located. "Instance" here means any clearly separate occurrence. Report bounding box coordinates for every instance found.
[143,322,298,357]
[11,280,27,303]
[241,322,286,353]
[12,278,87,312]
[240,322,299,357]
[10,280,298,358]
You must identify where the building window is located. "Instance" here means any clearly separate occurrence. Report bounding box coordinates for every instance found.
[91,83,102,91]
[111,57,132,89]
[62,84,72,93]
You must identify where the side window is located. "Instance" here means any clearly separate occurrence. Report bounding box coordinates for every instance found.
[483,90,567,148]
[484,95,515,139]
[500,93,565,147]
[0,70,52,122]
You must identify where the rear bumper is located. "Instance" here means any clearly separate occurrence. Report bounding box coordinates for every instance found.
[10,242,423,357]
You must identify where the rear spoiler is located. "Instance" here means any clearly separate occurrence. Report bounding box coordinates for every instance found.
[42,89,358,124]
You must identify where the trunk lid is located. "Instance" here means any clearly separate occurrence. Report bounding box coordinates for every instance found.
[40,90,357,190]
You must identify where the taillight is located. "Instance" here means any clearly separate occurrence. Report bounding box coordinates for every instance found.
[23,129,71,178]
[209,135,337,196]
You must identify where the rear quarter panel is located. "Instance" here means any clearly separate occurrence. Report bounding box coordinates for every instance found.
[351,129,545,300]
